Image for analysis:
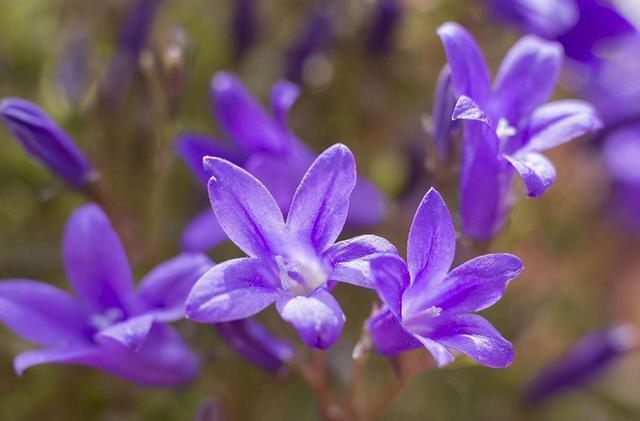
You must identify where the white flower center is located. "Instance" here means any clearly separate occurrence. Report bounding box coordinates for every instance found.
[275,254,328,296]
[496,117,516,140]
[89,307,124,331]
[403,305,443,332]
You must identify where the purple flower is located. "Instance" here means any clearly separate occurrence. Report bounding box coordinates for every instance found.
[56,31,91,108]
[524,325,637,403]
[0,98,97,188]
[176,72,386,251]
[367,188,523,368]
[232,0,258,59]
[0,204,210,386]
[366,0,403,56]
[186,144,397,349]
[215,319,294,374]
[437,22,602,239]
[488,0,579,39]
[430,65,458,162]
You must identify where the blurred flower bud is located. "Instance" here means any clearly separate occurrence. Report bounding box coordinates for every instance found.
[215,319,294,374]
[232,0,258,60]
[430,65,457,162]
[366,0,403,56]
[0,98,97,188]
[56,31,92,108]
[524,324,637,404]
[162,25,189,105]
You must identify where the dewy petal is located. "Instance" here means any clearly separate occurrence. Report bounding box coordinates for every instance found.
[370,254,410,318]
[0,280,89,346]
[137,253,213,321]
[287,144,357,252]
[205,157,286,258]
[406,188,456,290]
[367,307,422,356]
[491,35,563,124]
[523,100,602,153]
[347,177,387,227]
[175,132,242,185]
[452,95,493,126]
[414,334,456,368]
[211,71,288,153]
[276,289,345,349]
[215,319,294,373]
[436,22,491,105]
[94,313,156,351]
[405,254,523,317]
[63,204,136,313]
[431,65,458,161]
[324,234,398,288]
[505,152,557,198]
[181,209,228,252]
[271,80,300,129]
[186,257,280,323]
[427,313,514,368]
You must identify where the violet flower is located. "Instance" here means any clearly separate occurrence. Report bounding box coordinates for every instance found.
[367,188,523,368]
[186,144,397,349]
[366,0,403,56]
[431,65,457,162]
[0,98,97,189]
[524,325,637,403]
[438,22,602,240]
[0,204,209,386]
[176,72,386,251]
[215,319,294,373]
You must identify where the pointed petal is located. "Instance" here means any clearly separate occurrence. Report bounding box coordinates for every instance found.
[324,234,398,288]
[211,72,287,153]
[436,22,491,105]
[14,346,102,376]
[0,280,89,346]
[175,132,241,185]
[432,65,458,161]
[491,36,563,124]
[346,177,387,227]
[505,152,557,197]
[428,314,514,368]
[181,209,228,252]
[407,188,456,290]
[370,254,410,318]
[414,334,455,368]
[137,253,213,321]
[287,144,357,252]
[404,254,522,317]
[186,257,280,323]
[271,80,300,129]
[523,100,602,153]
[63,203,136,313]
[452,95,492,126]
[367,307,422,356]
[94,313,155,350]
[205,157,286,258]
[276,290,345,349]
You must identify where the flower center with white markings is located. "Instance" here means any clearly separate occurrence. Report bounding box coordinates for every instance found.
[275,255,328,296]
[89,307,124,331]
[496,117,516,140]
[403,305,443,332]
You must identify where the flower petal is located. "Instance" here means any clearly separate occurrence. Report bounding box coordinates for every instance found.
[175,132,241,185]
[215,319,294,373]
[324,234,398,288]
[0,280,89,346]
[407,188,456,290]
[347,177,387,227]
[186,257,280,323]
[211,72,287,153]
[181,209,228,252]
[14,346,102,376]
[271,80,300,129]
[505,152,557,197]
[491,35,563,124]
[404,254,522,317]
[414,334,455,368]
[205,157,286,259]
[367,307,422,356]
[276,289,345,349]
[137,253,213,321]
[370,254,410,318]
[436,22,491,105]
[94,313,156,350]
[63,204,136,313]
[452,95,492,126]
[287,144,357,252]
[431,65,458,161]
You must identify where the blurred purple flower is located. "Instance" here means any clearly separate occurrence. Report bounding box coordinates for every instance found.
[366,0,403,56]
[431,65,457,162]
[284,4,333,83]
[215,319,294,373]
[186,144,397,349]
[367,188,522,368]
[176,72,386,251]
[524,325,637,403]
[437,22,602,240]
[232,0,258,59]
[0,98,97,188]
[488,0,579,39]
[57,33,91,108]
[0,204,210,386]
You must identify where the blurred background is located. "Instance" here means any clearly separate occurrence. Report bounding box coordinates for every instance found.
[1,0,640,419]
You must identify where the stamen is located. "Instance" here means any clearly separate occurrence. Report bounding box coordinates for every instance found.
[496,117,516,140]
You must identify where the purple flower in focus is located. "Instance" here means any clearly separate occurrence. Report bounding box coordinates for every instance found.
[176,72,386,251]
[524,325,637,403]
[366,0,403,56]
[186,144,397,349]
[0,204,209,386]
[0,98,97,188]
[367,188,523,368]
[215,319,294,373]
[438,22,602,240]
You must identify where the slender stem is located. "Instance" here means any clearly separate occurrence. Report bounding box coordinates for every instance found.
[297,351,340,421]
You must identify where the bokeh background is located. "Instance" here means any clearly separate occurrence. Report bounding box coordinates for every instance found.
[1,0,640,419]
